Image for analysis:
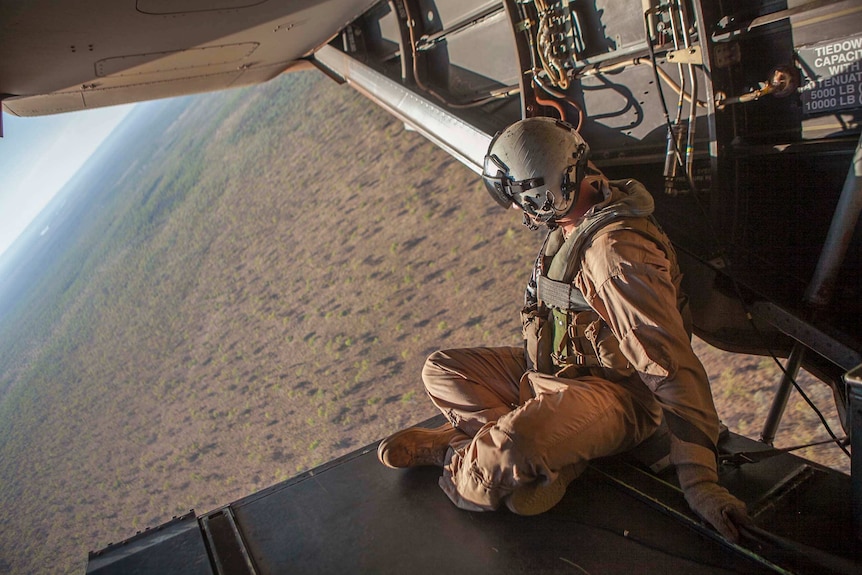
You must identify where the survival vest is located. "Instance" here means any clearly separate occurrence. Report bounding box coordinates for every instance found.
[521,212,690,381]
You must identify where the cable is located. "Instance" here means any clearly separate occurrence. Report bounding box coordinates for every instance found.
[580,57,707,108]
[532,80,566,121]
[643,9,692,192]
[754,331,850,458]
[534,0,569,89]
[401,0,518,109]
[533,75,585,131]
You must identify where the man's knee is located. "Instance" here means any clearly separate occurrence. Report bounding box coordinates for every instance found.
[423,348,478,388]
[422,349,453,389]
[423,349,449,374]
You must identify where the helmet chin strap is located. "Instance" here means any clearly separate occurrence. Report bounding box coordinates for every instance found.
[516,157,587,231]
[520,209,558,231]
[521,212,541,230]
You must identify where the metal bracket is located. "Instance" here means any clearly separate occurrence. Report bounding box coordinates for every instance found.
[200,507,258,575]
[666,45,702,65]
[712,42,741,69]
[751,301,861,372]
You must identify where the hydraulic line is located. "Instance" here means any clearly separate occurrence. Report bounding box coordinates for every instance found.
[677,0,698,179]
[532,75,585,131]
[666,0,686,126]
[401,0,519,109]
[534,0,569,89]
[580,57,706,108]
[532,78,566,121]
[659,0,698,190]
[663,1,688,194]
[804,131,862,311]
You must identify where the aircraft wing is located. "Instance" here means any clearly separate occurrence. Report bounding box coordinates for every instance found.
[0,0,377,117]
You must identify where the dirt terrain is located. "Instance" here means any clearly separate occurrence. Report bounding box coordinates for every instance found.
[0,70,848,574]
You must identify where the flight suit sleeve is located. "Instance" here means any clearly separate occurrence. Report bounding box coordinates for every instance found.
[574,229,720,474]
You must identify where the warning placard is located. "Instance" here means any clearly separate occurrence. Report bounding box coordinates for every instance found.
[797,33,862,115]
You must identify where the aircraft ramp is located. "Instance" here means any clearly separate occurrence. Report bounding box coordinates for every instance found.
[86,418,860,575]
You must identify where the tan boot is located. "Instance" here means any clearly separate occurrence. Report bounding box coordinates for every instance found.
[377,423,460,468]
[505,462,586,515]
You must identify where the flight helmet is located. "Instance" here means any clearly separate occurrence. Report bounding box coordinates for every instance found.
[482,117,590,229]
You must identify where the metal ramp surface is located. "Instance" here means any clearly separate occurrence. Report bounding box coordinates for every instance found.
[87,418,860,574]
[224,448,770,574]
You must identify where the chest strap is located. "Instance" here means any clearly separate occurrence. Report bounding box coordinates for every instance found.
[537,275,591,311]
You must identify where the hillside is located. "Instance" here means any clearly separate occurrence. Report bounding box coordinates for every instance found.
[0,70,847,574]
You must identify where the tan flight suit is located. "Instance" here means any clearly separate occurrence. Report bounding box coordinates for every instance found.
[424,180,721,511]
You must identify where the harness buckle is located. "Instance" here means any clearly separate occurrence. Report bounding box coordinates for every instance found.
[552,352,590,366]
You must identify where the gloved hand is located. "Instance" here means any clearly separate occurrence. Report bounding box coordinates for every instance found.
[683,480,751,542]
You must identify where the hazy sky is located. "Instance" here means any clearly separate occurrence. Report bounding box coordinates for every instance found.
[0,104,135,257]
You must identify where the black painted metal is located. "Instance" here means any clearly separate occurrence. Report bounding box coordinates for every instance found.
[86,512,212,575]
[200,508,258,575]
[86,420,861,574]
[229,441,769,574]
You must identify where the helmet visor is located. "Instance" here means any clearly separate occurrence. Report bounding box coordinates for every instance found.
[482,153,546,209]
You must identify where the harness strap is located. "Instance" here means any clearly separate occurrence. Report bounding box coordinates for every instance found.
[552,351,602,367]
[537,275,591,311]
[549,319,602,367]
[537,215,669,312]
[537,215,680,373]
